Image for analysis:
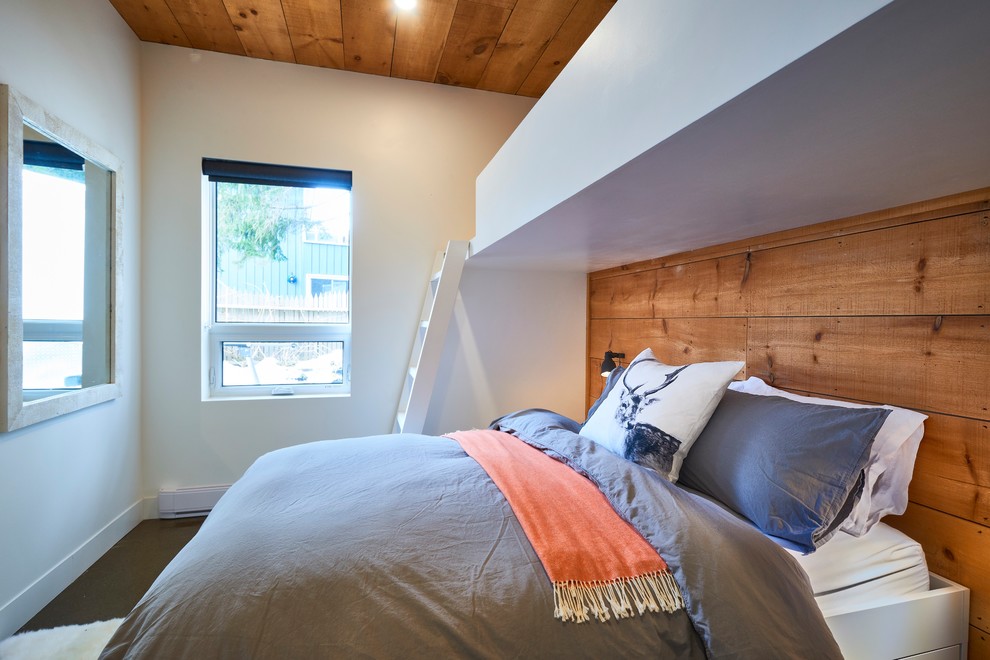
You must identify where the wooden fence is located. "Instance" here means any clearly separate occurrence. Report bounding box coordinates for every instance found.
[217,289,349,323]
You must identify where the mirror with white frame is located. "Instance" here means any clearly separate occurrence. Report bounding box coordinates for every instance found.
[1,84,122,431]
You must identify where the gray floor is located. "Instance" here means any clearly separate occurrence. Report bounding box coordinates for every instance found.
[18,517,204,633]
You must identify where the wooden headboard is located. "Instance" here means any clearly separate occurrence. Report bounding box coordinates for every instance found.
[586,189,989,656]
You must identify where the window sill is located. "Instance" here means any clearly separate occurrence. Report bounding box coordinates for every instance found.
[202,391,351,403]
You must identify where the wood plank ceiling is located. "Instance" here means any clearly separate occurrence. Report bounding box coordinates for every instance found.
[108,0,616,97]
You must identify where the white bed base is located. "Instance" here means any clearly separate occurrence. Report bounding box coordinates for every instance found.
[824,573,970,660]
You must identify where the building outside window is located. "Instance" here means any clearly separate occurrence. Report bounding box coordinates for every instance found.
[203,158,352,398]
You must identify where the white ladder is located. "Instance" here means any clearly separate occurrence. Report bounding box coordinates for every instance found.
[394,240,469,434]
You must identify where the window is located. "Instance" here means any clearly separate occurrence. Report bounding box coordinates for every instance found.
[22,140,105,400]
[302,223,349,245]
[203,158,352,398]
[3,84,121,431]
[305,274,349,304]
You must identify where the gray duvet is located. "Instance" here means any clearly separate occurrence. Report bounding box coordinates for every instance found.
[101,410,841,659]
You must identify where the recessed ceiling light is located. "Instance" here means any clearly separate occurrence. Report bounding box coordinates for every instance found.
[395,0,417,10]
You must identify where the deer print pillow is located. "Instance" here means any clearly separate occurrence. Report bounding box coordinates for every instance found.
[580,349,744,482]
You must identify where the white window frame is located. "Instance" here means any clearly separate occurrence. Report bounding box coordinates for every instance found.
[22,320,85,401]
[206,324,351,398]
[301,224,349,246]
[304,273,349,304]
[202,167,352,400]
[23,319,83,342]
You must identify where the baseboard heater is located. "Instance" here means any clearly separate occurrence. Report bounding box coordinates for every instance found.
[158,485,230,519]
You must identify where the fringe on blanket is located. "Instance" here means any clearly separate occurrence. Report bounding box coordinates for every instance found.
[553,571,684,624]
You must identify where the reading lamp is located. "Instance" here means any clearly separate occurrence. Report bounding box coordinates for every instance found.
[600,351,625,377]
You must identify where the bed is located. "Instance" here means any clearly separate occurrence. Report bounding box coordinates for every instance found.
[796,525,970,659]
[100,355,969,659]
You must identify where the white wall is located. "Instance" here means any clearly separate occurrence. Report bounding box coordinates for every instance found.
[0,0,142,638]
[473,0,892,255]
[140,46,554,491]
[426,265,587,434]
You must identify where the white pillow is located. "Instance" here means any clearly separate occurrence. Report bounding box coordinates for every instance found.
[580,348,743,482]
[728,377,926,536]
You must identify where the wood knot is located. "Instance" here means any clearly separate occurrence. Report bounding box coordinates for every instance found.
[933,315,943,332]
[814,332,823,342]
[354,54,362,61]
[942,547,955,562]
[916,257,927,272]
[473,43,488,55]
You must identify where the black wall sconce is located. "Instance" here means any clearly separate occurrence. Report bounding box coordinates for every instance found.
[600,351,625,376]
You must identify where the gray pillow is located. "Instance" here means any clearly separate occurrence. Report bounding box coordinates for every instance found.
[679,389,890,553]
[586,365,624,422]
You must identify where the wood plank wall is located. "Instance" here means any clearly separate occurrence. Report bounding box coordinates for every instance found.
[587,189,990,657]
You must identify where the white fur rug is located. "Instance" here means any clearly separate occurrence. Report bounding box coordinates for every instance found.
[0,619,122,660]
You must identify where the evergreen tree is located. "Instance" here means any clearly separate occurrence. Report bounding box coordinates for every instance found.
[217,183,312,263]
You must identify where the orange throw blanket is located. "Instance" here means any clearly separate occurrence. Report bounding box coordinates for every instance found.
[446,429,683,623]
